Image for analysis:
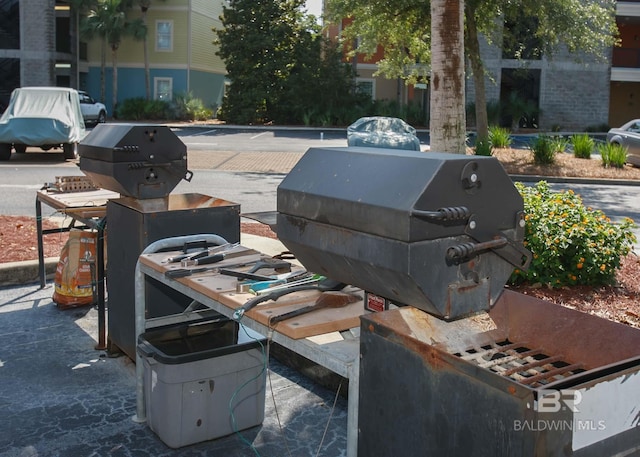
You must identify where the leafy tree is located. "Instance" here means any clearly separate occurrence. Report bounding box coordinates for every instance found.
[80,0,146,111]
[214,0,358,125]
[326,0,618,145]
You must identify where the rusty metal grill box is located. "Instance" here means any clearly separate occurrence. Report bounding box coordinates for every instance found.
[79,123,190,199]
[276,146,530,320]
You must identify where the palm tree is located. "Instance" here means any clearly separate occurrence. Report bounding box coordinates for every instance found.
[429,0,466,154]
[139,0,152,100]
[81,0,146,114]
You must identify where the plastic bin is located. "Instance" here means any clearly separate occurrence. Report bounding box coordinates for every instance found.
[137,319,266,448]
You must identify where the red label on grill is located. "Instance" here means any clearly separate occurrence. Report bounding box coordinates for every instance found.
[365,292,386,312]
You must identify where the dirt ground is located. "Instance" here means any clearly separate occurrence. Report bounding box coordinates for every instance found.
[1,148,639,328]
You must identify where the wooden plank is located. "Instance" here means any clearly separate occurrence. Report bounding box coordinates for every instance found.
[37,189,119,210]
[247,292,364,339]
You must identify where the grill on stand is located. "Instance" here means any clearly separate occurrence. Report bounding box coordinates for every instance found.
[276,146,640,456]
[79,124,240,359]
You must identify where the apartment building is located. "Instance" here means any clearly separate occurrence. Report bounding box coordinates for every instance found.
[611,0,640,127]
[83,0,227,114]
[0,0,71,109]
[0,0,227,115]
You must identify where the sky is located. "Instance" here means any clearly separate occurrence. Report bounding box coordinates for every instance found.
[305,0,323,18]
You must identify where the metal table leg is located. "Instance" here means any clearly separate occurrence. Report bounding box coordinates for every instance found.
[95,218,107,350]
[36,197,46,289]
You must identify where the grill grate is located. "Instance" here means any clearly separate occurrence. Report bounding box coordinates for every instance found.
[455,340,586,388]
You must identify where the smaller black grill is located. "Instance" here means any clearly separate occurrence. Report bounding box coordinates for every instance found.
[79,124,191,199]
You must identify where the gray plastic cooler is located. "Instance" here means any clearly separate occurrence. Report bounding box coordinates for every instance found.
[137,319,266,448]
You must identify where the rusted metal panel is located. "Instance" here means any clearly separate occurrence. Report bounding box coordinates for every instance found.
[358,294,640,456]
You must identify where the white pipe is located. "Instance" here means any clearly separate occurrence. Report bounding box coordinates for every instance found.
[133,233,229,423]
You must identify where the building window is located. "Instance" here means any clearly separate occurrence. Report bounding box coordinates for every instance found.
[356,79,375,100]
[0,0,20,49]
[156,21,173,52]
[154,77,173,101]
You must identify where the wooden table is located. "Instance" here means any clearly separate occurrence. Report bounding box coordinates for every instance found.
[36,188,119,350]
[134,235,364,457]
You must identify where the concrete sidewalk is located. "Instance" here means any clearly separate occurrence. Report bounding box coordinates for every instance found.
[0,233,349,457]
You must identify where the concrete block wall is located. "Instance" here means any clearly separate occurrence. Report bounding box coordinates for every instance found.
[539,62,611,131]
[19,0,56,86]
[466,43,611,131]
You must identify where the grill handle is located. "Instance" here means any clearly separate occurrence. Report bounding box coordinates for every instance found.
[411,206,470,223]
[446,238,508,265]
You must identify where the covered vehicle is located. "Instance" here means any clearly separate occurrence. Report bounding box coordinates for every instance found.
[0,87,86,160]
[606,119,640,167]
[347,116,421,151]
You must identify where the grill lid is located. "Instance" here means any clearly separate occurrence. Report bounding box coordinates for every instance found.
[276,147,531,320]
[78,123,191,199]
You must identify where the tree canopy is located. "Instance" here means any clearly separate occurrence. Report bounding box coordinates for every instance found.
[326,0,619,140]
[214,0,361,125]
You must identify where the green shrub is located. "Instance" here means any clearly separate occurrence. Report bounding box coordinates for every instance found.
[510,181,637,288]
[488,125,512,148]
[571,133,594,159]
[116,97,148,120]
[172,92,213,121]
[599,142,628,168]
[529,134,556,164]
[550,135,569,154]
[116,97,170,120]
[143,100,170,119]
[474,137,493,156]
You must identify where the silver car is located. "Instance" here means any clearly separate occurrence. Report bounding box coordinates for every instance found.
[347,116,421,151]
[606,119,640,167]
[79,90,107,125]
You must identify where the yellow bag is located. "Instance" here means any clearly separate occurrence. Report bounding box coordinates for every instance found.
[52,230,97,309]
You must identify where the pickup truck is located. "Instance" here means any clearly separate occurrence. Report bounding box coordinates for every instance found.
[0,87,86,160]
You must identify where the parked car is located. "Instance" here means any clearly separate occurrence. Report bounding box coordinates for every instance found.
[347,116,421,151]
[79,90,107,125]
[0,87,86,160]
[606,119,640,167]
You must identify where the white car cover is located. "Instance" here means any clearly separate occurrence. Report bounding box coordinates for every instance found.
[0,87,86,145]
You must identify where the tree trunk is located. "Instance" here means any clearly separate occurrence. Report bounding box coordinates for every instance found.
[112,47,118,116]
[100,39,107,104]
[141,6,151,100]
[464,3,489,141]
[429,0,466,154]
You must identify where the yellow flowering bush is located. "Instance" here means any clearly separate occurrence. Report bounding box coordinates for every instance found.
[509,181,637,287]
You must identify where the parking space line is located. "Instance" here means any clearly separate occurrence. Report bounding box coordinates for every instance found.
[250,132,269,140]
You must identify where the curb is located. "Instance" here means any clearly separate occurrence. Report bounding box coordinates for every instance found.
[0,257,59,288]
[509,174,640,186]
